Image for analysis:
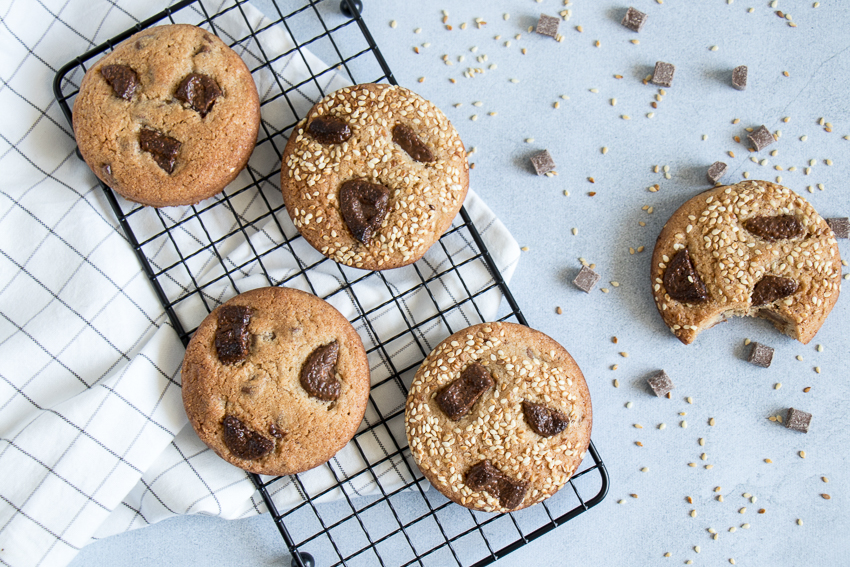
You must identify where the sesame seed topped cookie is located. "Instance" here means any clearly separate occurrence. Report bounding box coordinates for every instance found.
[405,322,592,513]
[651,180,842,344]
[280,83,469,271]
[73,24,260,207]
[181,286,370,476]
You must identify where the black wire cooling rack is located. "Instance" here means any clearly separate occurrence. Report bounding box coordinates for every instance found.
[53,1,608,565]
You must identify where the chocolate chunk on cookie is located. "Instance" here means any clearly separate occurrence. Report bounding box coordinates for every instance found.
[215,305,252,364]
[139,128,181,174]
[406,322,592,512]
[651,181,841,344]
[466,460,528,510]
[393,123,435,162]
[175,73,222,117]
[752,275,798,306]
[436,362,494,420]
[182,287,370,476]
[101,64,138,100]
[339,179,390,245]
[743,214,805,241]
[308,115,352,145]
[522,400,569,437]
[222,414,274,460]
[300,341,341,401]
[663,249,709,304]
[73,24,260,207]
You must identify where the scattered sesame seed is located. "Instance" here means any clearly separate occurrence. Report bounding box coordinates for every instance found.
[525,138,534,143]
[709,418,716,426]
[390,20,397,28]
[503,13,509,20]
[521,246,529,252]
[556,306,563,314]
[717,495,724,502]
[804,387,812,392]
[626,402,634,409]
[620,351,628,357]
[647,112,655,119]
[554,101,560,109]
[764,458,773,464]
[576,25,583,32]
[797,355,804,361]
[686,397,693,404]
[799,451,806,458]
[710,45,719,51]
[418,77,425,83]
[699,438,706,446]
[658,423,666,430]
[631,493,639,499]
[414,27,422,33]
[815,366,821,374]
[510,78,519,83]
[694,546,701,553]
[823,476,829,483]
[681,420,688,428]
[618,499,626,504]
[797,519,803,526]
[621,115,631,120]
[801,135,808,141]
[631,39,639,45]
[739,507,746,514]
[729,526,736,533]
[688,462,696,468]
[612,365,619,371]
[613,379,620,387]
[635,441,643,447]
[775,383,782,390]
[690,510,697,517]
[642,467,649,472]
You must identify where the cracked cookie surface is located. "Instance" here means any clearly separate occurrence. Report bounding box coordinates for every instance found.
[181,287,370,476]
[73,24,260,207]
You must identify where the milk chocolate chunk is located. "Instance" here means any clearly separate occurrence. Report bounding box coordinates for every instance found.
[300,341,341,401]
[536,14,560,37]
[392,124,434,162]
[707,161,727,184]
[101,64,138,100]
[747,125,775,151]
[466,460,528,510]
[663,249,708,303]
[732,65,748,91]
[530,150,556,175]
[215,305,252,364]
[222,415,274,460]
[522,400,569,437]
[308,115,352,144]
[651,61,675,87]
[647,370,674,397]
[786,407,812,433]
[339,179,390,244]
[139,128,181,174]
[747,341,774,368]
[826,217,849,239]
[752,275,798,306]
[175,73,222,117]
[743,215,805,241]
[573,265,600,293]
[621,7,647,32]
[436,362,494,421]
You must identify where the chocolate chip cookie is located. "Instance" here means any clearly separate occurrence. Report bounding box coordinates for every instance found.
[651,180,842,344]
[181,287,370,476]
[73,24,260,207]
[280,83,469,270]
[405,322,593,513]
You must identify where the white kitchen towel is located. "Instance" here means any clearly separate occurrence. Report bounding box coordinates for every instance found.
[0,1,521,567]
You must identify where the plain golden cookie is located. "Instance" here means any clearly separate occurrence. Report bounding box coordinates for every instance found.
[73,24,260,207]
[405,322,592,513]
[181,287,370,476]
[651,180,842,344]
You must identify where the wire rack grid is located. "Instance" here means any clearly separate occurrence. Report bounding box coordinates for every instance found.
[52,0,608,565]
